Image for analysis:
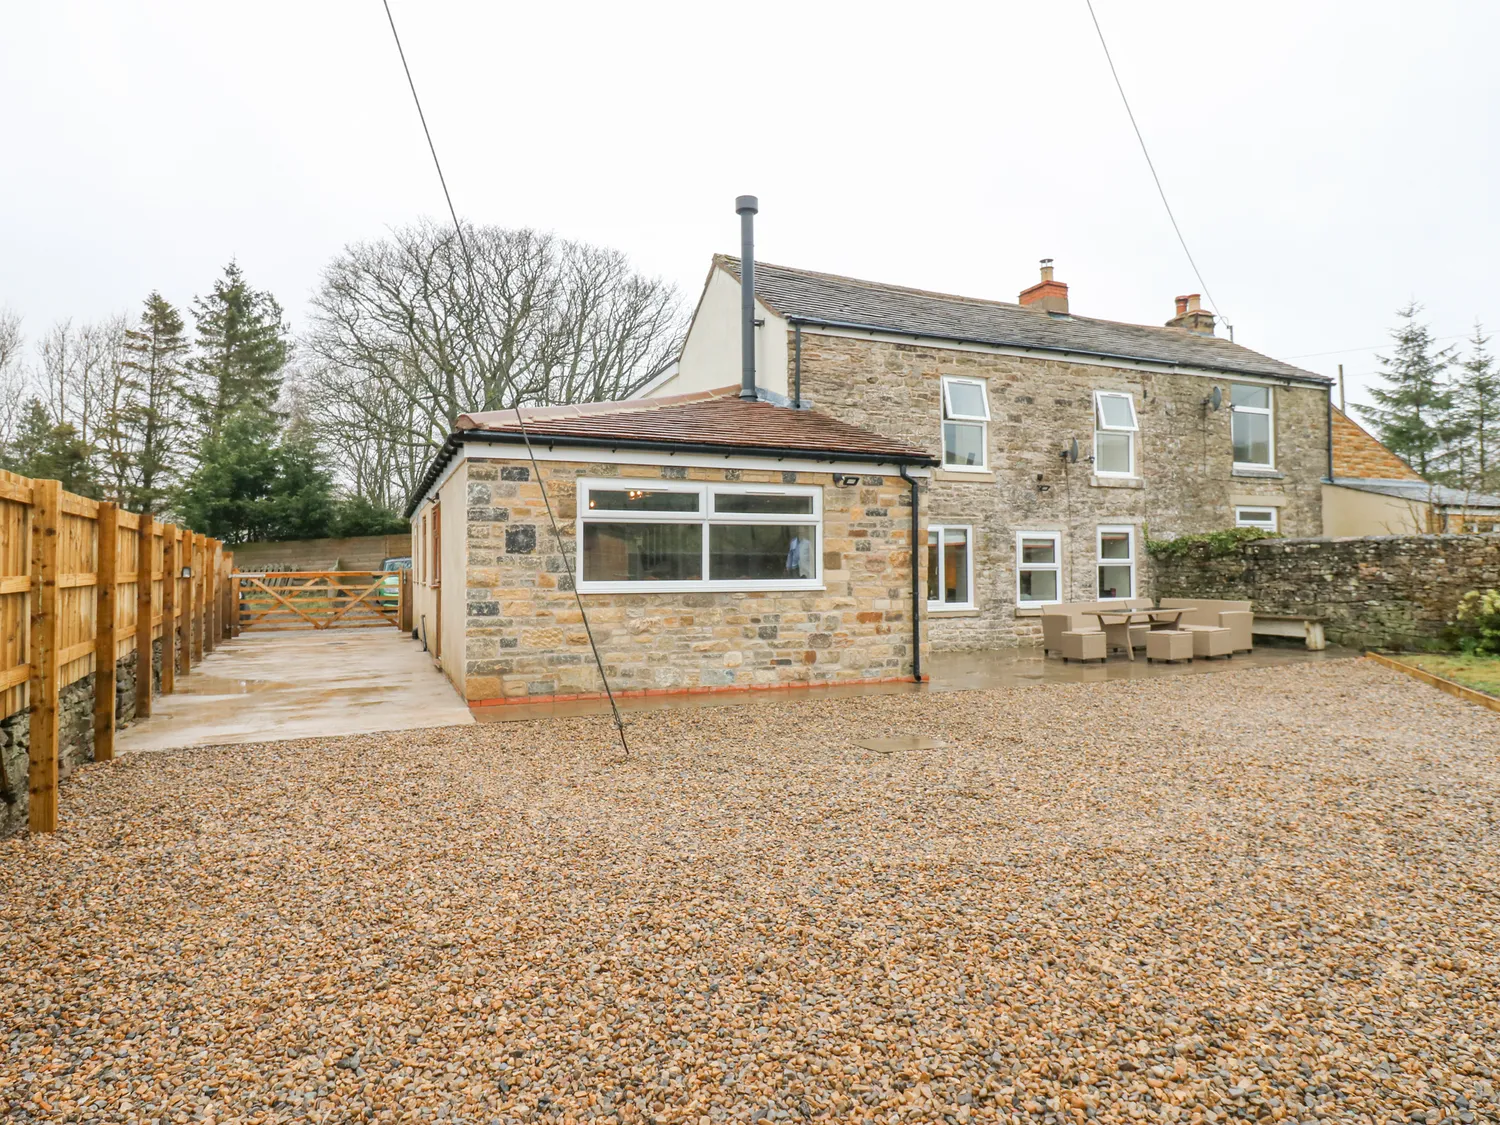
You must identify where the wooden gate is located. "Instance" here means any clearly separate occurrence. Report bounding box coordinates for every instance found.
[235,570,404,631]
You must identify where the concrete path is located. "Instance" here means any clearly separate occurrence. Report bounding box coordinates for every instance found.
[118,630,472,752]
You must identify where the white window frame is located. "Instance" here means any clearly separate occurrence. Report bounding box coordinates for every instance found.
[1015,530,1062,606]
[1092,390,1139,478]
[927,523,975,611]
[1234,506,1279,532]
[575,477,823,593]
[939,376,990,472]
[1230,383,1276,470]
[1095,524,1136,601]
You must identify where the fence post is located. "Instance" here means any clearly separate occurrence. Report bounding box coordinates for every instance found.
[28,478,61,833]
[204,539,217,655]
[230,561,241,637]
[183,532,198,670]
[92,502,119,763]
[163,525,179,691]
[134,519,156,717]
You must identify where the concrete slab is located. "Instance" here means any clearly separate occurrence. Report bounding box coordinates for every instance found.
[117,630,473,752]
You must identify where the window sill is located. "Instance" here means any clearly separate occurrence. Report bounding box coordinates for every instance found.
[578,582,826,595]
[926,606,981,617]
[1232,466,1283,479]
[934,467,996,483]
[1089,474,1144,489]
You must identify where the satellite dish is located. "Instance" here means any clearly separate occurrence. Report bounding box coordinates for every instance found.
[1209,386,1223,411]
[1069,437,1079,463]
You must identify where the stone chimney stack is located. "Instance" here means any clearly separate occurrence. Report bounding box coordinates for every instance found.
[1018,258,1069,314]
[1166,293,1216,336]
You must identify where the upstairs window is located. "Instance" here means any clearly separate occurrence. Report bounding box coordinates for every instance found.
[1096,525,1135,599]
[1093,391,1138,476]
[1231,384,1274,468]
[927,525,974,609]
[941,376,990,470]
[576,479,821,592]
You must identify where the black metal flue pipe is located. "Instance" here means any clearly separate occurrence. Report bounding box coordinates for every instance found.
[736,195,758,399]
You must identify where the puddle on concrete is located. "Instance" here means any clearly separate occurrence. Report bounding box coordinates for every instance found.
[857,735,947,754]
[178,675,295,695]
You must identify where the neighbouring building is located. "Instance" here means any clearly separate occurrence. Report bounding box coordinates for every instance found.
[405,391,936,705]
[1323,407,1500,534]
[647,255,1335,648]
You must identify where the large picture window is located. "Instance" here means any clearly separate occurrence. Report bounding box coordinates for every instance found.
[1096,525,1135,599]
[940,376,990,470]
[1016,531,1061,605]
[576,479,821,592]
[1093,390,1138,477]
[1230,384,1275,468]
[927,525,974,609]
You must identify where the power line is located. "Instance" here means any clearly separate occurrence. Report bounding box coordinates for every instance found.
[1279,333,1469,362]
[381,0,631,757]
[1083,0,1233,340]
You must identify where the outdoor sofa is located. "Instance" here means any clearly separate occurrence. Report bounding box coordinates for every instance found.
[1041,597,1252,661]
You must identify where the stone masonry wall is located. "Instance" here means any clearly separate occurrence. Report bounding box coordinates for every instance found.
[462,458,928,702]
[1151,534,1500,650]
[795,332,1330,649]
[0,647,154,839]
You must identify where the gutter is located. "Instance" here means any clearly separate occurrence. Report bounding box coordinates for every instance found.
[899,465,922,685]
[404,429,938,517]
[784,315,1333,388]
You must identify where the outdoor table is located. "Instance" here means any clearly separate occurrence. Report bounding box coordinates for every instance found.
[1085,608,1185,661]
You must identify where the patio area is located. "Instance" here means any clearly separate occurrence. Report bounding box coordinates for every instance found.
[471,640,1354,722]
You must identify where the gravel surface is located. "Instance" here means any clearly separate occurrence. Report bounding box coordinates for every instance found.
[3,657,1499,1124]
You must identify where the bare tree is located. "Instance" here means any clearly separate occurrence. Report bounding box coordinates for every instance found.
[0,309,26,457]
[304,221,684,507]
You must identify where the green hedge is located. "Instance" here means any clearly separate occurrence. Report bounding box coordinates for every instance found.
[1144,527,1280,560]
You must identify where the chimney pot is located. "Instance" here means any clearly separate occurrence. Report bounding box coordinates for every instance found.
[1019,259,1068,315]
[1174,295,1189,316]
[1186,293,1201,313]
[1166,292,1216,336]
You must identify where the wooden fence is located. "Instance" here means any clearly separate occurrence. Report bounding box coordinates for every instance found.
[235,570,404,631]
[0,468,234,833]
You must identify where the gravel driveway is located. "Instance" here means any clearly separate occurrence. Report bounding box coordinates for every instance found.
[3,658,1498,1124]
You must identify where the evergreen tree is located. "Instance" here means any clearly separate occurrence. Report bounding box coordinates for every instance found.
[1451,322,1499,492]
[189,261,290,442]
[332,494,410,537]
[268,421,337,540]
[1366,302,1461,480]
[120,292,190,513]
[3,398,100,496]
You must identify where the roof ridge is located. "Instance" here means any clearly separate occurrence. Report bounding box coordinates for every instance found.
[717,254,1027,314]
[457,385,739,430]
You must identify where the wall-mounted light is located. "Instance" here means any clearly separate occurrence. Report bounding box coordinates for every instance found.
[833,473,861,487]
[180,566,193,579]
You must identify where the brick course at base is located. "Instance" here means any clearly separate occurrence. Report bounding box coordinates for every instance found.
[462,460,929,702]
[1151,533,1500,650]
[794,332,1329,649]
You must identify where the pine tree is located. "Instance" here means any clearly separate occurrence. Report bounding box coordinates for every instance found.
[189,261,290,443]
[3,398,101,496]
[1451,322,1499,492]
[120,293,190,513]
[1366,302,1461,480]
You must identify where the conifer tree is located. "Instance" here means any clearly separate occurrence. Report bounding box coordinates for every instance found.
[1366,303,1461,480]
[189,261,290,443]
[120,292,190,513]
[3,398,100,495]
[1451,322,1498,492]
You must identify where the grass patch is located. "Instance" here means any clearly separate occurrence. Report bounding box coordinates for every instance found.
[1399,652,1500,698]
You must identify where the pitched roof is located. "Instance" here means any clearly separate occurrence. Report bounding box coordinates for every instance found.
[1330,407,1422,481]
[456,386,937,463]
[1329,477,1500,510]
[718,256,1330,385]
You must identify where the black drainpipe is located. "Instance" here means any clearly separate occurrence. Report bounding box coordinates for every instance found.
[793,322,803,408]
[736,195,758,399]
[900,465,922,683]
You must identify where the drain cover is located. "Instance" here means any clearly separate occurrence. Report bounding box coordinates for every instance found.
[857,735,947,754]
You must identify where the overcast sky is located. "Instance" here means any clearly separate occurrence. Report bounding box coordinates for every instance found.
[4,1,1496,420]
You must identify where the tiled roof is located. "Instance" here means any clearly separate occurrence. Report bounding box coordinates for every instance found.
[457,386,938,463]
[719,257,1330,384]
[1329,477,1500,510]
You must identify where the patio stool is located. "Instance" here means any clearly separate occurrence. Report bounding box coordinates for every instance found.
[1059,629,1106,663]
[1181,623,1233,659]
[1145,629,1193,664]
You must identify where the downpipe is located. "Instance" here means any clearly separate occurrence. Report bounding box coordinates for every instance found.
[900,465,923,684]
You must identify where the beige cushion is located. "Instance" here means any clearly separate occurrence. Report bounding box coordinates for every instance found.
[1059,629,1106,662]
[1181,624,1234,658]
[1146,629,1193,662]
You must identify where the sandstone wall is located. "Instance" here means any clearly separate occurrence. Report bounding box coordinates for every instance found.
[794,332,1330,648]
[1151,534,1500,650]
[462,458,927,703]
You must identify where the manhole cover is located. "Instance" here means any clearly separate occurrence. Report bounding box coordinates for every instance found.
[857,735,947,754]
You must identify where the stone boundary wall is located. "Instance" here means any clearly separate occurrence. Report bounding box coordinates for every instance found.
[1150,534,1500,650]
[0,641,161,838]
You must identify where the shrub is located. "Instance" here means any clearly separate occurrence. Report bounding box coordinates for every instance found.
[1451,589,1500,655]
[1144,527,1278,561]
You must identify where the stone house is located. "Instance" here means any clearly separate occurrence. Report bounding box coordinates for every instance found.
[1323,406,1500,534]
[404,391,936,704]
[647,256,1336,648]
